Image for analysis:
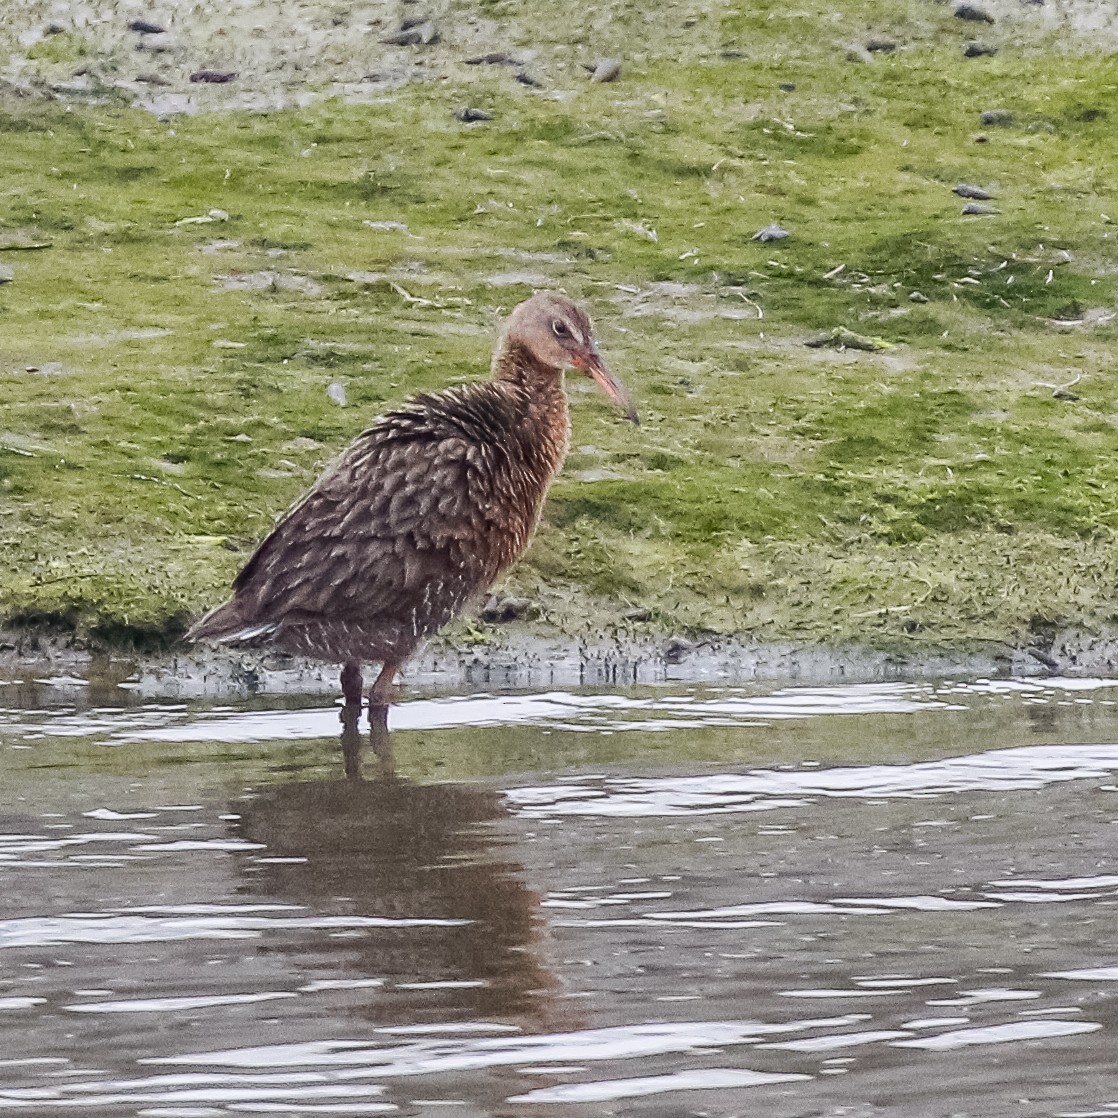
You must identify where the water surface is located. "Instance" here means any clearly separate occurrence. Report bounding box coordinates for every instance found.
[1,676,1117,1115]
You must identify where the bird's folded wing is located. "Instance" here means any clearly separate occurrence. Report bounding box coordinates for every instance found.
[230,422,495,621]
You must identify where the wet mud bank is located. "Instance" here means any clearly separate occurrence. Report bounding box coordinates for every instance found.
[5,622,1118,699]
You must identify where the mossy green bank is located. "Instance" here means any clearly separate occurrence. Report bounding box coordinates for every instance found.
[3,0,1118,653]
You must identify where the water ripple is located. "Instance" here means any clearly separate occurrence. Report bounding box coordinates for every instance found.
[0,912,469,949]
[507,1067,810,1104]
[507,742,1118,818]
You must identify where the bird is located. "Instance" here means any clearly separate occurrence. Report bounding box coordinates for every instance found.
[186,292,637,713]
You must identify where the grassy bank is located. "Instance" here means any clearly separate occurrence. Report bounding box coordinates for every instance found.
[3,0,1118,653]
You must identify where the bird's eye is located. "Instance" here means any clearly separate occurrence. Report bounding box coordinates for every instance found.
[552,320,569,339]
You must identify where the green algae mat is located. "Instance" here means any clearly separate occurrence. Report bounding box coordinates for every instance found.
[2,0,1118,651]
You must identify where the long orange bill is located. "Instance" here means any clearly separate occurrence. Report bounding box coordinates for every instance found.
[578,350,639,425]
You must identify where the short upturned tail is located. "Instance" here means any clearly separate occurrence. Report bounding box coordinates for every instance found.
[185,598,278,646]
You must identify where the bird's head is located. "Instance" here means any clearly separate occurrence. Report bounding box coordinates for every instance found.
[498,292,638,424]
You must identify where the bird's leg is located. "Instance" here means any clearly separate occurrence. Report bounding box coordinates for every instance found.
[367,659,400,711]
[339,703,363,780]
[340,660,363,715]
[367,700,395,776]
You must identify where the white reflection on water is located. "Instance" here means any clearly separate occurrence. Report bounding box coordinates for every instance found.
[507,1067,810,1103]
[4,676,1118,748]
[1,681,964,746]
[891,1020,1100,1049]
[145,1017,867,1074]
[0,912,469,949]
[64,992,299,1013]
[507,742,1118,818]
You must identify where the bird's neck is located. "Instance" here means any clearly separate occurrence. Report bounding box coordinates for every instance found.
[492,342,571,471]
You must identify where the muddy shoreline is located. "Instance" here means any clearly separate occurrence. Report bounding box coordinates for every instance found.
[3,622,1116,699]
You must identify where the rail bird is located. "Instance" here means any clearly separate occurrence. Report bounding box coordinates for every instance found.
[186,292,637,711]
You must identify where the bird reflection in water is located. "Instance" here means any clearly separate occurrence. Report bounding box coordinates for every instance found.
[234,708,554,1022]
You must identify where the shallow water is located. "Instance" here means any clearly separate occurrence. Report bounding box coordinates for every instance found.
[1,676,1117,1116]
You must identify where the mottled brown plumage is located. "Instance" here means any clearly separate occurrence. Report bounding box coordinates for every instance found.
[186,292,636,709]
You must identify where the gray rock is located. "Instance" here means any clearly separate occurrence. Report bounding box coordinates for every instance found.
[778,81,796,91]
[954,182,995,199]
[481,596,534,623]
[963,40,998,56]
[623,606,653,621]
[464,51,520,65]
[382,21,438,45]
[455,107,492,122]
[866,36,897,52]
[0,264,13,284]
[590,58,622,82]
[910,291,929,303]
[980,108,1014,126]
[752,223,789,242]
[664,635,695,663]
[515,70,542,87]
[962,201,1001,215]
[189,69,237,83]
[955,3,995,22]
[128,18,165,34]
[806,326,889,352]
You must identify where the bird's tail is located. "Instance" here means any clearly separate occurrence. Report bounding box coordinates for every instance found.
[185,598,278,645]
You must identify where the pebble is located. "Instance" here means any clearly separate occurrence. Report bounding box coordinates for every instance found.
[515,70,542,87]
[463,51,520,65]
[0,264,13,285]
[962,201,1001,215]
[128,18,166,34]
[752,223,789,242]
[865,36,896,52]
[382,21,438,45]
[778,81,796,91]
[190,69,237,83]
[481,596,534,623]
[455,107,492,122]
[806,326,888,352]
[663,635,695,663]
[963,40,998,57]
[910,291,929,303]
[590,58,622,83]
[954,3,995,22]
[954,182,995,199]
[327,382,347,407]
[980,108,1014,127]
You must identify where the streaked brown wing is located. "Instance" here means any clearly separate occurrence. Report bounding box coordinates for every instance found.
[232,417,496,625]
